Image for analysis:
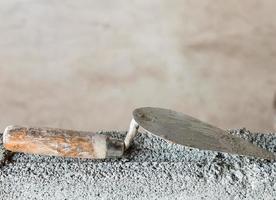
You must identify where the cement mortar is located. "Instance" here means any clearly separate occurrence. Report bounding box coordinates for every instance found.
[0,129,275,200]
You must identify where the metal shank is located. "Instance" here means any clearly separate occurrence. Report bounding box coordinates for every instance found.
[124,119,139,150]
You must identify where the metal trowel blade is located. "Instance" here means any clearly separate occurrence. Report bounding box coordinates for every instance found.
[133,107,275,160]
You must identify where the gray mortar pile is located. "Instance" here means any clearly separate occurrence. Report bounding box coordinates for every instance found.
[0,129,275,200]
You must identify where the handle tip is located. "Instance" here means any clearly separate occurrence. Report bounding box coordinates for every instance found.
[3,125,17,145]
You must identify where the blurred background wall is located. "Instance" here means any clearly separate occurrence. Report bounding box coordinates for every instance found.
[0,0,276,132]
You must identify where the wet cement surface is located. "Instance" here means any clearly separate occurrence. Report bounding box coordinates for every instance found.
[0,129,275,200]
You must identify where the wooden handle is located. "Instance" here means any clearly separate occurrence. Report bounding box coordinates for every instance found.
[3,126,124,159]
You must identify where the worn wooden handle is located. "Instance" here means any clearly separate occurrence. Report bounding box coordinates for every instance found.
[3,126,124,159]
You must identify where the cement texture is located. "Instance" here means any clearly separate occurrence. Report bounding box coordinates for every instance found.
[0,129,275,200]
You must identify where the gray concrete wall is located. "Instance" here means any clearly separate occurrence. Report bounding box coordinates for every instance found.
[0,0,276,131]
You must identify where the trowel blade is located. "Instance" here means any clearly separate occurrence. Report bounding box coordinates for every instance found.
[133,107,275,160]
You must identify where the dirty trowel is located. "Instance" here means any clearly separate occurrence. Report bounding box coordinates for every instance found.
[2,107,275,160]
[131,107,275,160]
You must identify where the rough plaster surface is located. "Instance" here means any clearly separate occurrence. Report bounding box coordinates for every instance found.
[0,129,275,200]
[1,1,276,132]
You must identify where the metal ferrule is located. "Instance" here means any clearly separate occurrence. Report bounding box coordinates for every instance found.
[106,137,125,158]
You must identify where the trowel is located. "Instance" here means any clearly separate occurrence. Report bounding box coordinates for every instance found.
[2,107,275,160]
